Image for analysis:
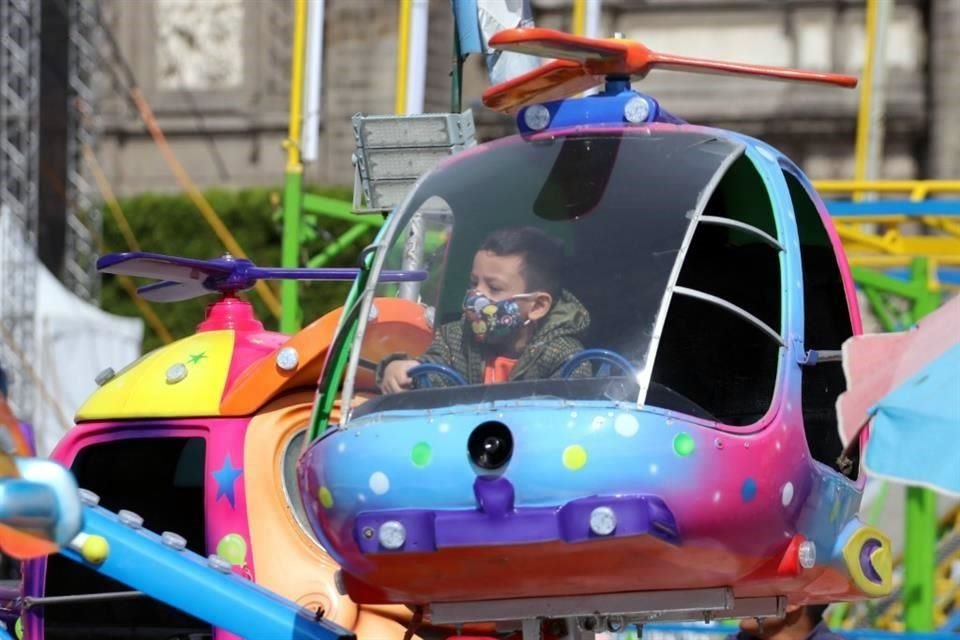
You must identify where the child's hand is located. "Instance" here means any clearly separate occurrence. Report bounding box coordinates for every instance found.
[380,359,419,394]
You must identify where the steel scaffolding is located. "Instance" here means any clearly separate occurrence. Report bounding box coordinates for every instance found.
[63,0,103,303]
[0,0,41,420]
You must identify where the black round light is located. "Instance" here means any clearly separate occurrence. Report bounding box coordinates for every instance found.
[468,421,514,471]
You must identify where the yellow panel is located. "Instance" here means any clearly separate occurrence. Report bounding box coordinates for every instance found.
[77,331,235,420]
[842,525,893,598]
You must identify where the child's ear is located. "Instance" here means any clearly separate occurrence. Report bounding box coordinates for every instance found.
[527,291,553,322]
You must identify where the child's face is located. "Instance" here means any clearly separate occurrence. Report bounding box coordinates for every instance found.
[468,250,552,323]
[469,250,528,302]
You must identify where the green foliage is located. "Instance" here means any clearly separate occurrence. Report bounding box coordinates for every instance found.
[99,185,375,352]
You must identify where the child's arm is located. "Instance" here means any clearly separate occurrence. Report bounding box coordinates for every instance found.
[376,323,458,392]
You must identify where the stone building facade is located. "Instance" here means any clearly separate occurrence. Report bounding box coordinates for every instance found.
[98,0,956,195]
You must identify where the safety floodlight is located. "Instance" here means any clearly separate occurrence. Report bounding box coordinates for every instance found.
[351,110,477,213]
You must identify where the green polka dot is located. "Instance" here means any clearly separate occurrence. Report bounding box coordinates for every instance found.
[562,445,588,470]
[411,441,433,468]
[673,432,695,457]
[318,486,334,509]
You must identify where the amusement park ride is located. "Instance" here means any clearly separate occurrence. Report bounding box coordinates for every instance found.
[0,26,913,640]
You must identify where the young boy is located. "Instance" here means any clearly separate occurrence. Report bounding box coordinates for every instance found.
[729,605,843,640]
[377,226,590,393]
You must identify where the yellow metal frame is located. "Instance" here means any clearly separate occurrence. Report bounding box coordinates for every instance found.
[812,180,960,290]
[285,0,308,174]
[853,0,880,190]
[573,0,586,36]
[395,0,412,115]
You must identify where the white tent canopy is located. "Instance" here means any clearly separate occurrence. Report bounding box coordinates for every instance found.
[31,264,143,454]
[1,212,143,455]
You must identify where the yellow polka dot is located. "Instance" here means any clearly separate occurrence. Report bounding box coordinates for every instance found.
[562,445,587,471]
[81,535,110,564]
[318,486,334,509]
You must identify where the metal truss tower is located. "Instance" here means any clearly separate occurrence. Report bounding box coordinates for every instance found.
[0,0,41,420]
[63,0,103,303]
[0,0,102,424]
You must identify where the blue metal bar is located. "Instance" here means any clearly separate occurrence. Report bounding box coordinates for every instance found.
[59,505,353,640]
[825,200,960,216]
[874,268,960,286]
[643,624,960,640]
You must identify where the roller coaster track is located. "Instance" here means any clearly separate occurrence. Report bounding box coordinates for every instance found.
[816,180,960,292]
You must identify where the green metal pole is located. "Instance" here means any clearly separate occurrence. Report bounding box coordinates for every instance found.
[306,223,371,268]
[904,486,937,631]
[281,0,308,334]
[281,169,304,333]
[450,23,463,113]
[901,258,940,632]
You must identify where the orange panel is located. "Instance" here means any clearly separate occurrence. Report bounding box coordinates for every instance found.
[483,27,856,113]
[243,393,423,638]
[221,298,434,416]
[482,60,599,114]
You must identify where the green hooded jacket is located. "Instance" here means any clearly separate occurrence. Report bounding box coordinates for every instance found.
[377,290,591,385]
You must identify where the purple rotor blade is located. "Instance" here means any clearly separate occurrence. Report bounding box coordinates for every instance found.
[138,279,211,303]
[246,267,427,283]
[97,252,239,283]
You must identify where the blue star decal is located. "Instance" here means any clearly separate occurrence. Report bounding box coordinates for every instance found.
[212,454,243,508]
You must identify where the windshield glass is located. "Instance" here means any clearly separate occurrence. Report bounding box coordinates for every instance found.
[339,128,743,423]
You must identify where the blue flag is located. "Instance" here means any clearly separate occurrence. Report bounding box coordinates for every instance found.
[451,0,541,84]
[452,0,483,54]
[864,342,960,496]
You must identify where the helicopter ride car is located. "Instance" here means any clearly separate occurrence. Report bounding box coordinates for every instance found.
[296,28,893,636]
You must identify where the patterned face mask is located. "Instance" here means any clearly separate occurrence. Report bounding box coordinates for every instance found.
[462,290,536,344]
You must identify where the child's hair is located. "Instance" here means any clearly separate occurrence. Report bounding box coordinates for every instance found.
[479,226,564,298]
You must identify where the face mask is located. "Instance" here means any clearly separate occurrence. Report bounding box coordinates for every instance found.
[462,290,535,344]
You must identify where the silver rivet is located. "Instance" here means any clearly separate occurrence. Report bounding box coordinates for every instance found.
[378,521,406,550]
[798,541,817,569]
[95,367,116,386]
[161,531,187,551]
[714,438,724,450]
[208,554,232,573]
[166,363,188,384]
[118,509,144,529]
[589,506,617,536]
[78,488,101,506]
[362,527,375,539]
[276,346,299,371]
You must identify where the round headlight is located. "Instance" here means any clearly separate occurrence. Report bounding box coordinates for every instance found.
[523,104,552,131]
[623,96,651,123]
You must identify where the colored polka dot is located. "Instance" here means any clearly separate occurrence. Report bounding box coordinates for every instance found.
[673,432,695,457]
[614,413,639,437]
[318,486,334,509]
[411,442,432,468]
[562,445,588,471]
[741,478,758,502]
[369,472,390,495]
[781,481,794,506]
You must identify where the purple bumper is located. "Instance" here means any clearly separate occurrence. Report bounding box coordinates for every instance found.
[354,476,680,554]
